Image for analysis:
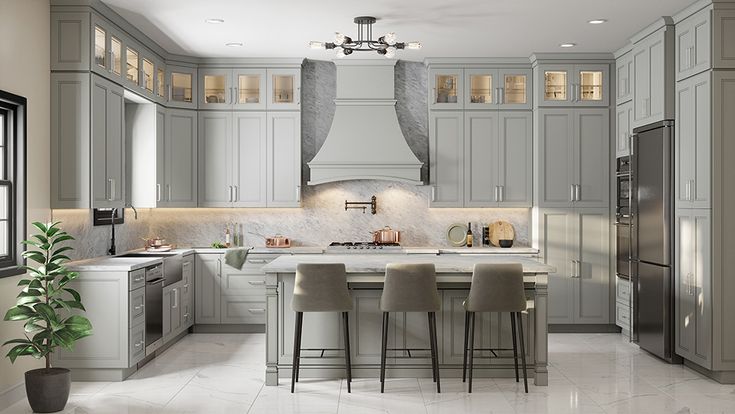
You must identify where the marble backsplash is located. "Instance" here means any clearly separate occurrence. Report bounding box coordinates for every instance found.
[50,59,530,260]
[52,181,530,260]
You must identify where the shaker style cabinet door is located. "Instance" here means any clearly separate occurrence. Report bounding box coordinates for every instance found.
[535,109,575,207]
[537,209,576,324]
[463,111,498,206]
[198,112,233,207]
[676,8,711,81]
[164,109,198,207]
[166,65,197,109]
[616,51,634,105]
[232,112,267,207]
[573,209,610,324]
[429,111,464,207]
[199,69,232,110]
[497,111,532,207]
[51,11,90,71]
[616,101,633,158]
[633,27,674,127]
[573,109,609,208]
[536,65,574,107]
[267,69,300,110]
[429,68,464,110]
[266,112,301,207]
[195,255,222,325]
[91,74,125,209]
[498,69,533,110]
[675,72,711,209]
[464,69,498,109]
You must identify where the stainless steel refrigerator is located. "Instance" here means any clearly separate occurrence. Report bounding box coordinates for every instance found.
[631,120,681,363]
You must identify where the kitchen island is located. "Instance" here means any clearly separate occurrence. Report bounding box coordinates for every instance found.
[262,254,554,386]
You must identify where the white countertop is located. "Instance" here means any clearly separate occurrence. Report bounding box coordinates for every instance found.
[262,254,555,274]
[67,256,164,272]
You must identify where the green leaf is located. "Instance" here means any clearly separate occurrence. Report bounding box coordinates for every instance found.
[63,315,92,334]
[23,321,46,334]
[63,288,81,302]
[4,306,35,321]
[22,251,46,265]
[16,279,32,287]
[51,298,71,313]
[52,330,76,349]
[16,296,41,306]
[49,234,74,247]
[33,303,57,324]
[5,344,36,364]
[31,222,48,234]
[32,234,49,244]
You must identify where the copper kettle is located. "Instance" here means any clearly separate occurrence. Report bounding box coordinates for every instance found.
[372,226,400,244]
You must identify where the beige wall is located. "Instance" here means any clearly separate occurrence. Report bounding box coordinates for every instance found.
[0,0,51,394]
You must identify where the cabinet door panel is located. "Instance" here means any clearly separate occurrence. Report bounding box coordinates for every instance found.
[616,101,633,158]
[648,34,668,123]
[166,109,198,207]
[464,112,498,207]
[713,10,735,68]
[536,110,574,207]
[267,69,300,110]
[536,65,574,106]
[91,75,124,208]
[574,109,609,208]
[633,43,651,125]
[498,111,532,207]
[537,209,575,324]
[677,9,711,81]
[675,72,711,209]
[51,12,90,71]
[106,85,125,206]
[464,69,498,109]
[195,255,221,324]
[198,112,233,207]
[574,209,610,324]
[616,52,634,104]
[574,64,610,107]
[349,290,396,365]
[199,69,232,109]
[266,112,301,207]
[499,69,532,110]
[429,68,464,110]
[430,112,464,207]
[233,69,267,110]
[233,112,267,207]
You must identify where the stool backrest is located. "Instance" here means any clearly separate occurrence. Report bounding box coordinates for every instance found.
[465,263,526,312]
[380,263,441,312]
[292,263,352,312]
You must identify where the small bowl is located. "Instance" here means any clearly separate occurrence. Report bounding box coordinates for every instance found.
[498,239,514,248]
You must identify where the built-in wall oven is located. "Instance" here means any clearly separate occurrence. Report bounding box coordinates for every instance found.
[144,264,164,355]
[615,156,632,279]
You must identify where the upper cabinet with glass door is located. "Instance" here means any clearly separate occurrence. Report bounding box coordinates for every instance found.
[267,69,300,110]
[463,68,532,110]
[91,15,125,83]
[198,69,266,110]
[166,65,197,109]
[536,64,609,107]
[429,68,464,110]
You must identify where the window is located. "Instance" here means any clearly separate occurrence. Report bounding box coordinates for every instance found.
[0,90,27,278]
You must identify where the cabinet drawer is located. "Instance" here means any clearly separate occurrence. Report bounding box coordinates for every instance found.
[616,302,631,329]
[221,273,266,295]
[221,296,266,324]
[128,323,146,366]
[238,255,277,269]
[129,288,145,328]
[616,277,631,304]
[129,269,145,291]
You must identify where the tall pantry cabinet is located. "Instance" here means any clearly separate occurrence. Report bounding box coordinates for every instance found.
[532,55,612,327]
[672,0,735,381]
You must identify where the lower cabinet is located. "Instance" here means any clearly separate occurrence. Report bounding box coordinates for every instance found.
[162,281,183,344]
[675,208,712,369]
[181,254,194,329]
[535,208,610,325]
[615,276,632,333]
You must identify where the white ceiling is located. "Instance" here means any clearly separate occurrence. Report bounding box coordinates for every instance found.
[101,0,693,60]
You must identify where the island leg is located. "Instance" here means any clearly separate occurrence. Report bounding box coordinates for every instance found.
[265,274,279,386]
[534,276,549,386]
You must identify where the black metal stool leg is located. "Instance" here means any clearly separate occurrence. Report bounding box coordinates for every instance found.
[510,312,519,383]
[462,310,469,383]
[295,312,303,383]
[468,312,476,393]
[291,311,303,393]
[430,312,440,393]
[427,312,437,383]
[380,312,388,393]
[516,312,528,393]
[343,312,352,393]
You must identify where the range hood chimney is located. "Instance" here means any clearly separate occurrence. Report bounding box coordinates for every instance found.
[307,60,423,185]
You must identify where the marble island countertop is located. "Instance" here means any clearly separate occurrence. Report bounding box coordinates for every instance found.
[262,253,554,274]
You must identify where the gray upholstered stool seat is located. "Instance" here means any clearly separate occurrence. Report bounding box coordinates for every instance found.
[463,263,529,393]
[379,263,441,393]
[291,263,353,393]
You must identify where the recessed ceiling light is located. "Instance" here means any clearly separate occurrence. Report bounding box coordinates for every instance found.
[560,43,577,48]
[205,18,225,24]
[588,19,607,24]
[225,42,244,48]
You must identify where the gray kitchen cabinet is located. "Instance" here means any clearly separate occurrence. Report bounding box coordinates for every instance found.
[676,7,711,81]
[429,68,464,110]
[91,74,125,209]
[464,111,532,207]
[91,13,124,83]
[166,65,197,109]
[675,209,712,369]
[198,111,268,207]
[162,281,182,344]
[348,290,394,366]
[195,254,222,324]
[51,72,91,209]
[535,64,610,107]
[631,21,675,128]
[536,208,610,325]
[266,111,302,207]
[615,276,632,333]
[675,71,711,209]
[51,11,90,71]
[199,68,267,110]
[463,68,532,110]
[181,254,194,330]
[267,68,301,110]
[616,101,633,157]
[163,109,198,207]
[429,111,464,207]
[616,50,634,105]
[535,108,609,208]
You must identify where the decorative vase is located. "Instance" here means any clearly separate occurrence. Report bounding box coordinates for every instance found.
[24,368,71,413]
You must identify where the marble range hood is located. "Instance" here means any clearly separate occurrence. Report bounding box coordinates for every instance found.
[307,60,423,185]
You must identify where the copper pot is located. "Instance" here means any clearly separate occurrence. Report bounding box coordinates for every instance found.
[372,226,401,244]
[265,235,291,248]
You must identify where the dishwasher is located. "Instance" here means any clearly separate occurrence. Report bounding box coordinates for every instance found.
[144,264,164,356]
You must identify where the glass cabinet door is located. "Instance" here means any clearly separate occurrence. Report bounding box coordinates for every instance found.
[166,66,197,108]
[429,68,464,109]
[142,58,154,93]
[233,69,266,109]
[171,72,193,104]
[466,71,494,108]
[110,36,122,76]
[202,72,229,105]
[156,67,165,99]
[544,70,568,102]
[575,65,608,106]
[499,69,532,109]
[126,47,139,85]
[94,26,106,70]
[267,69,300,110]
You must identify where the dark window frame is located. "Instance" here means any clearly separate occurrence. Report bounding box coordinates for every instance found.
[0,90,27,278]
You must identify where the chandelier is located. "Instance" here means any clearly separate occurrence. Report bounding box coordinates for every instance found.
[309,16,421,58]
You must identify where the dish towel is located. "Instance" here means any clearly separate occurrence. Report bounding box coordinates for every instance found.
[224,247,252,270]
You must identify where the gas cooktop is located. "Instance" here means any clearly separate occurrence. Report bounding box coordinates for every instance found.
[327,242,403,253]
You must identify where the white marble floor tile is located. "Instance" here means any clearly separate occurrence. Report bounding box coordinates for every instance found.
[0,395,89,414]
[247,379,341,414]
[337,379,427,414]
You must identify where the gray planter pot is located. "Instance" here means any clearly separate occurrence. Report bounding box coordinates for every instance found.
[24,368,71,413]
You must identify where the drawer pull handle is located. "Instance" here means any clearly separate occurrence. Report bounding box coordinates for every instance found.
[134,340,144,348]
[247,259,268,264]
[134,304,145,311]
[248,309,266,313]
[183,284,189,289]
[134,276,144,282]
[248,281,266,286]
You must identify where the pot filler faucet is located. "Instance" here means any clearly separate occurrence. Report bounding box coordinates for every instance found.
[107,205,138,256]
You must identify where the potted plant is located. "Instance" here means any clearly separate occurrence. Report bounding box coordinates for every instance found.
[3,222,92,413]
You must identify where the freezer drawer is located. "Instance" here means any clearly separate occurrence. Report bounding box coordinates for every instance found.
[635,261,674,361]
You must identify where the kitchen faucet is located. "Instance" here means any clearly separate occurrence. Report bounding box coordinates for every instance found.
[107,205,138,256]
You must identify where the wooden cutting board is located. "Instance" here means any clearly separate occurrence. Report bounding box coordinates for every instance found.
[489,221,515,247]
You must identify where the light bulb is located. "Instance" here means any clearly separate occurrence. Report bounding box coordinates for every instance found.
[334,32,346,46]
[383,32,397,45]
[384,46,396,58]
[406,41,422,50]
[336,48,346,58]
[309,41,325,49]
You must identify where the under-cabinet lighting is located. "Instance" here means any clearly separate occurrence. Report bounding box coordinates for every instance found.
[225,42,244,47]
[588,19,607,24]
[205,18,225,24]
[560,43,577,48]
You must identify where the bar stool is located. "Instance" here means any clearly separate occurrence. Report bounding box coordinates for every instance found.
[291,263,353,393]
[380,263,441,393]
[462,263,528,393]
